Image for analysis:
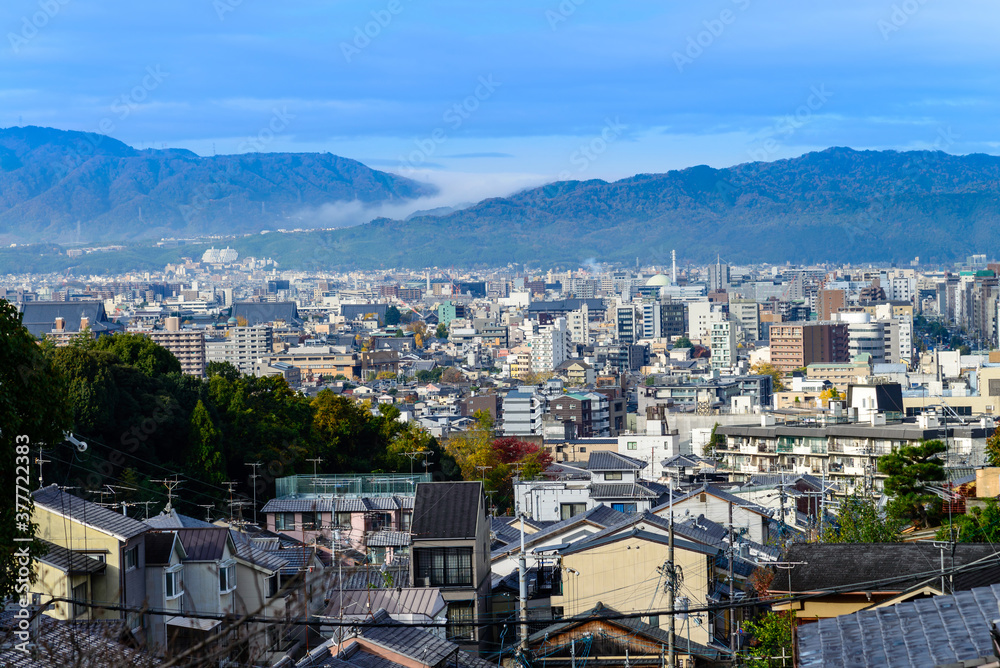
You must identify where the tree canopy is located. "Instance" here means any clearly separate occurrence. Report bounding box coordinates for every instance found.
[821,492,902,543]
[879,439,946,528]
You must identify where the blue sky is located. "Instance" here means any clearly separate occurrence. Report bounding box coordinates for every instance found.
[2,0,1000,207]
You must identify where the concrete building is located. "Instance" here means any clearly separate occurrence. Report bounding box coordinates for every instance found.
[528,317,571,373]
[709,320,737,371]
[205,325,273,375]
[148,317,206,376]
[768,321,850,372]
[501,387,546,436]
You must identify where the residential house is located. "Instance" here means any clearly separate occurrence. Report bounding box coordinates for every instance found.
[409,481,492,652]
[31,485,150,634]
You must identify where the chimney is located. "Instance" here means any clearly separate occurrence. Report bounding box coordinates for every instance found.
[54,317,65,332]
[80,316,90,330]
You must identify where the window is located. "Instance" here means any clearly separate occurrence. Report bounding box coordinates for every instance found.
[447,601,475,642]
[400,512,412,531]
[627,441,637,450]
[368,512,392,531]
[165,565,183,600]
[611,503,637,513]
[275,513,295,531]
[605,472,622,481]
[124,545,139,571]
[646,615,660,627]
[579,447,586,453]
[335,512,353,527]
[72,582,88,619]
[300,512,318,530]
[265,573,279,598]
[219,560,237,593]
[560,503,587,520]
[414,547,473,587]
[551,606,564,619]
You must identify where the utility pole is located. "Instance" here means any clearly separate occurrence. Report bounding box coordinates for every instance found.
[668,482,675,668]
[728,500,736,660]
[35,449,50,488]
[246,461,263,525]
[518,514,529,656]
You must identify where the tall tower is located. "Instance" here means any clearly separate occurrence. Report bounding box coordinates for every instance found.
[671,250,677,285]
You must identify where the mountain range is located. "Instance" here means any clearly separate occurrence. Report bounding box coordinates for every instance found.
[3,126,1000,267]
[0,126,435,243]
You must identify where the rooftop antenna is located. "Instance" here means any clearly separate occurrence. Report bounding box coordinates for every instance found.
[198,504,215,522]
[152,477,183,512]
[246,461,263,524]
[35,449,50,488]
[306,457,324,478]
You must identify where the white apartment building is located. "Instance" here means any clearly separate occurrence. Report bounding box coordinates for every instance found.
[566,304,591,345]
[205,325,273,374]
[709,321,737,371]
[688,301,725,341]
[529,317,571,373]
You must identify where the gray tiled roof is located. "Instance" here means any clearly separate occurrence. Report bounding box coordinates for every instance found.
[145,509,217,529]
[589,482,660,499]
[411,481,483,540]
[229,530,289,572]
[19,301,123,338]
[366,530,411,547]
[175,528,230,562]
[360,610,492,668]
[784,543,1000,593]
[262,498,335,514]
[491,504,627,558]
[33,485,150,541]
[0,612,159,666]
[585,451,648,471]
[797,584,1000,668]
[36,540,107,574]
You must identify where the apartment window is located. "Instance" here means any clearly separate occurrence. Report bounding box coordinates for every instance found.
[165,565,183,600]
[414,547,473,587]
[447,601,476,642]
[72,582,88,619]
[335,512,353,527]
[124,545,139,571]
[400,511,412,531]
[560,503,587,520]
[627,441,637,450]
[605,472,622,481]
[219,559,237,593]
[275,513,295,531]
[300,511,318,530]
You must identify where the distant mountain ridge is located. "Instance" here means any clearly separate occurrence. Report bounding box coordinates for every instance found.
[238,146,1000,267]
[0,126,436,243]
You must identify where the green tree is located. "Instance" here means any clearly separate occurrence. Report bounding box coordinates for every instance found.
[821,492,902,543]
[93,332,181,376]
[936,498,1000,543]
[1,299,72,597]
[435,323,449,339]
[985,429,1000,466]
[673,335,693,348]
[743,611,795,668]
[879,439,947,528]
[385,305,401,326]
[703,422,722,459]
[188,399,224,486]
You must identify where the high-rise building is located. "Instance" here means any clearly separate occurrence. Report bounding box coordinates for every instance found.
[817,289,846,321]
[529,317,571,373]
[205,325,273,374]
[768,321,850,372]
[148,317,206,376]
[709,321,736,371]
[708,258,730,292]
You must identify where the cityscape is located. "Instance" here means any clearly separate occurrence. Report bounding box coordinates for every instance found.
[4,1,1000,667]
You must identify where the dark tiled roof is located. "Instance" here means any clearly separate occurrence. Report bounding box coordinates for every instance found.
[797,584,1000,668]
[366,531,411,547]
[175,528,230,562]
[0,612,159,666]
[491,505,627,558]
[19,301,122,338]
[652,484,773,517]
[336,565,411,590]
[145,509,216,529]
[229,530,289,572]
[231,301,300,326]
[144,533,180,566]
[36,540,107,574]
[411,482,483,540]
[589,482,660,499]
[360,610,493,668]
[262,498,335,514]
[585,451,647,471]
[33,485,149,541]
[784,543,1000,593]
[527,603,722,660]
